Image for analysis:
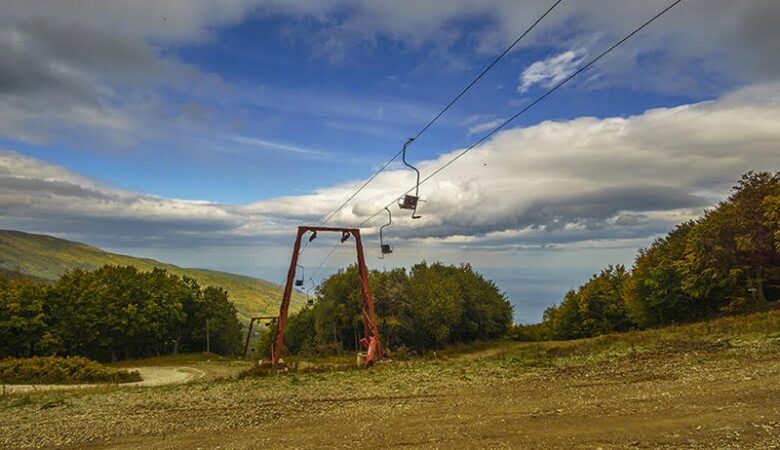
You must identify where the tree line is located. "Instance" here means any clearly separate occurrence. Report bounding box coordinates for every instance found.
[0,265,243,361]
[263,262,513,356]
[515,172,780,341]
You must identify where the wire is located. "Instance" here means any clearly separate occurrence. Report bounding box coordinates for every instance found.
[317,0,564,227]
[307,241,341,283]
[308,0,686,273]
[360,0,685,226]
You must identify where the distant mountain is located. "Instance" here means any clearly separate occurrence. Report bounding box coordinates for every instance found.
[0,229,305,323]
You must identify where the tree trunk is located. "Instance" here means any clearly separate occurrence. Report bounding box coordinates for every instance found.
[206,318,211,353]
[756,266,767,304]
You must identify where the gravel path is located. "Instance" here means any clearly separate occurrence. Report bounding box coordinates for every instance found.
[1,366,205,394]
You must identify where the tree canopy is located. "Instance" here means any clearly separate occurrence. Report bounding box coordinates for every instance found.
[0,265,243,361]
[272,262,513,356]
[522,172,780,341]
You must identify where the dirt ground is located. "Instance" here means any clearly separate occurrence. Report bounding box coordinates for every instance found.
[2,366,206,395]
[2,318,780,449]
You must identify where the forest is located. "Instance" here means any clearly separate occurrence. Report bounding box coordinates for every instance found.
[0,265,243,361]
[515,172,780,341]
[262,262,514,356]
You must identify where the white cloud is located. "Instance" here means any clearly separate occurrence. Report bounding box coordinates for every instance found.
[225,135,330,157]
[244,83,780,246]
[1,0,779,152]
[3,83,779,252]
[519,50,584,93]
[468,118,504,135]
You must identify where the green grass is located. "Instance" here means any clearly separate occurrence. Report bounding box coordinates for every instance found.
[236,308,780,379]
[0,229,306,323]
[470,307,780,367]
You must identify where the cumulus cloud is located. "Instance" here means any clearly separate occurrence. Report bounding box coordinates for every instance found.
[246,83,780,248]
[2,83,779,252]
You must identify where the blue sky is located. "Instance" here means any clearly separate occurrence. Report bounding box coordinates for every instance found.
[1,0,779,321]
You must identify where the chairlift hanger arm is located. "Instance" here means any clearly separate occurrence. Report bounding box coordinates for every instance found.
[398,138,422,219]
[401,138,420,198]
[379,207,393,257]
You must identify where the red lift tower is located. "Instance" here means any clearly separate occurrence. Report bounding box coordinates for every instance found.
[270,226,384,368]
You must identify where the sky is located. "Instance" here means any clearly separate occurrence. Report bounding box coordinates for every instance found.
[1,0,780,322]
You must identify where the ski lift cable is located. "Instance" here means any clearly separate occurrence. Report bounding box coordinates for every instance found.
[307,0,686,272]
[356,0,686,227]
[316,0,565,228]
[307,240,341,283]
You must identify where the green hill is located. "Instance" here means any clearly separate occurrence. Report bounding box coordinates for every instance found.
[0,229,305,323]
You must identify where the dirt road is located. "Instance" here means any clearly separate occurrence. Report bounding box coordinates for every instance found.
[2,367,205,395]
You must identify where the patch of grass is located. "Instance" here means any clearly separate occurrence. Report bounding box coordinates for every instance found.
[0,356,141,385]
[238,358,357,379]
[447,309,780,370]
[39,397,68,409]
[1,395,32,409]
[1,394,71,411]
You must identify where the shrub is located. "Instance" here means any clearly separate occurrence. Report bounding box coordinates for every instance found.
[0,356,141,384]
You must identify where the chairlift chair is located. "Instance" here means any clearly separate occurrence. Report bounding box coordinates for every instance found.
[295,264,304,287]
[398,138,422,219]
[306,280,315,306]
[379,207,393,258]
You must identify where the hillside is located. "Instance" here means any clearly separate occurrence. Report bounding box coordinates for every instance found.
[0,229,305,323]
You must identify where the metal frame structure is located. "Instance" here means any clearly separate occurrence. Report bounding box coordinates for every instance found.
[242,315,278,359]
[379,207,393,257]
[398,138,422,219]
[270,226,384,368]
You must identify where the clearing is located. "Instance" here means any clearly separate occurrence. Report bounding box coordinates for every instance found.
[1,311,779,449]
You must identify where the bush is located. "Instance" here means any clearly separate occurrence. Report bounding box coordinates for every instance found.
[0,356,141,384]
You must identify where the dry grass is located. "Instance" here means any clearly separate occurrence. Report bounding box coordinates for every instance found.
[1,309,779,449]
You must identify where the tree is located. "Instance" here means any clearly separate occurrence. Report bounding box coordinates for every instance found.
[0,274,47,357]
[283,262,513,355]
[403,263,464,349]
[683,172,780,313]
[542,266,632,340]
[452,264,513,342]
[533,171,780,341]
[625,222,698,327]
[285,306,315,354]
[4,265,243,361]
[200,286,243,355]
